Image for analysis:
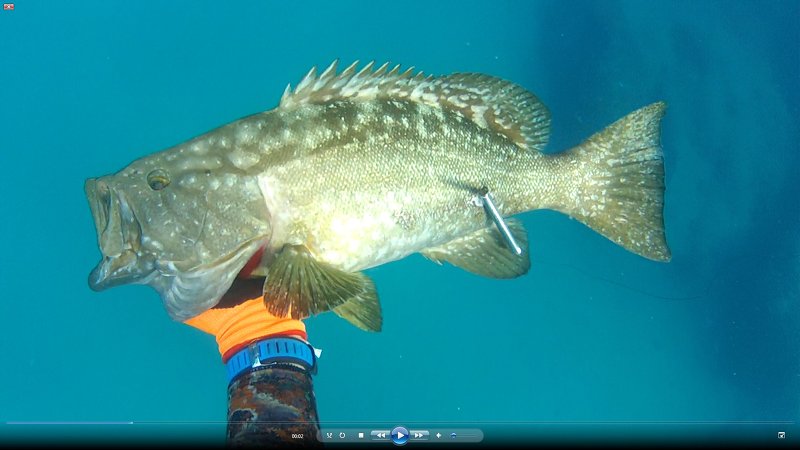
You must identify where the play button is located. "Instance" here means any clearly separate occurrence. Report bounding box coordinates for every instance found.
[391,426,409,446]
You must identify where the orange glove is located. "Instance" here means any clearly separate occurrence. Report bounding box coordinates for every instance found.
[184,278,307,363]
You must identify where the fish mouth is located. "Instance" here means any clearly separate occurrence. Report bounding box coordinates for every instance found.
[85,178,153,291]
[89,250,154,291]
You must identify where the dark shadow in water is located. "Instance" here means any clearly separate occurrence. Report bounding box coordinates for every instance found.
[534,0,800,420]
[531,1,619,151]
[704,194,800,418]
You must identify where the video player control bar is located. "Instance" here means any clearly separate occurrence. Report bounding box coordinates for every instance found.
[317,427,483,444]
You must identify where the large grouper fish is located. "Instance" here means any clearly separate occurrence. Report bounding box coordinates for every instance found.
[85,60,670,331]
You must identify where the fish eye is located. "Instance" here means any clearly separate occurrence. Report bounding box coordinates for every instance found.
[147,169,171,190]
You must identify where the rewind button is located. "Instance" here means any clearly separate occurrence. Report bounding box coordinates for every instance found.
[371,430,390,440]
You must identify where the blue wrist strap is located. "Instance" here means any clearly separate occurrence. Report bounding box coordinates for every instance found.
[225,337,317,384]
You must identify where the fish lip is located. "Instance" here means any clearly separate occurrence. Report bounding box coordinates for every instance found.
[88,258,107,291]
[85,178,109,245]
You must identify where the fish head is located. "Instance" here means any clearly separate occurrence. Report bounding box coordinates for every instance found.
[85,145,272,321]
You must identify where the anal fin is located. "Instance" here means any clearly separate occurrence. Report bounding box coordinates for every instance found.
[263,245,382,331]
[421,218,530,279]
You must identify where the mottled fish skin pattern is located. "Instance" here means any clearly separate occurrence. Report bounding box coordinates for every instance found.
[86,60,670,328]
[256,99,541,271]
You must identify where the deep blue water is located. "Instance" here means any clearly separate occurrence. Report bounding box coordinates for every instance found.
[1,0,798,445]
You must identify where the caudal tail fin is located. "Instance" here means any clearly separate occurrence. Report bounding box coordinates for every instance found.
[560,102,671,261]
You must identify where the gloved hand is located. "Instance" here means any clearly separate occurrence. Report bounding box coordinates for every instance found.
[183,278,307,363]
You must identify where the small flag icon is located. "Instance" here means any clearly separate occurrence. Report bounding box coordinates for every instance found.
[3,3,14,10]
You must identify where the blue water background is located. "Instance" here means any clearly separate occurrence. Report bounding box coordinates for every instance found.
[1,0,798,444]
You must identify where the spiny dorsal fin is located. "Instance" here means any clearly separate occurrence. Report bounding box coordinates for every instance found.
[279,60,551,152]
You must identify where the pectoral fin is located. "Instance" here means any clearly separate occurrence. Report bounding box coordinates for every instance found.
[332,287,382,332]
[263,244,382,331]
[421,218,530,279]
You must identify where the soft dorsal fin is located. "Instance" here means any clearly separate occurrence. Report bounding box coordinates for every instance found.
[279,60,551,152]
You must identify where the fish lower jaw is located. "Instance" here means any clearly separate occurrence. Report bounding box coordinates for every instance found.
[89,249,155,291]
